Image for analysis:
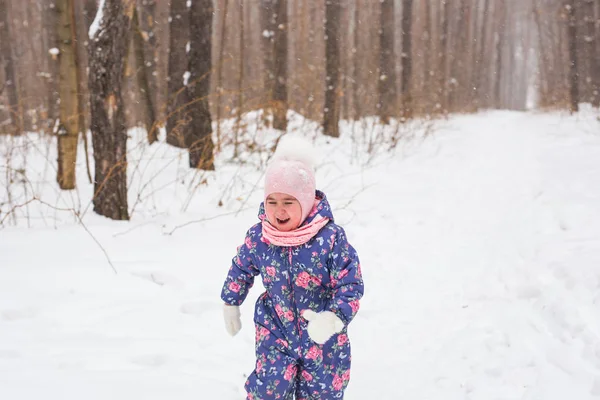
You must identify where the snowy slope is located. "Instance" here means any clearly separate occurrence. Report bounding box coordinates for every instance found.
[1,109,600,399]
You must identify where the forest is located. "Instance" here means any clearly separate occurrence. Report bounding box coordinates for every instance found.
[0,0,598,220]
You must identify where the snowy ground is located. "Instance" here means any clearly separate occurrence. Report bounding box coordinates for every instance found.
[1,109,600,399]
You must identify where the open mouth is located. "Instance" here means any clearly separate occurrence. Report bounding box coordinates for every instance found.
[276,217,290,225]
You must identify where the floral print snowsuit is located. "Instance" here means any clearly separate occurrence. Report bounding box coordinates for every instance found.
[221,191,364,400]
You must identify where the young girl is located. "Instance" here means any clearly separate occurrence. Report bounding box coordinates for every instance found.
[221,137,364,399]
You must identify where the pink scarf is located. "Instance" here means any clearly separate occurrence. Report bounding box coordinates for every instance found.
[262,215,329,247]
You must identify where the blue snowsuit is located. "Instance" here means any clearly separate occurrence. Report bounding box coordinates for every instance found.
[221,191,364,399]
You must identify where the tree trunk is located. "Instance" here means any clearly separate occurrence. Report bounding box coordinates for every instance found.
[272,0,288,131]
[42,1,60,133]
[137,0,158,115]
[215,0,229,148]
[557,14,568,106]
[88,0,135,220]
[439,0,450,113]
[234,0,244,158]
[0,0,21,134]
[187,0,215,170]
[10,2,27,132]
[566,0,579,112]
[378,0,396,124]
[583,0,599,107]
[83,0,99,29]
[462,0,474,110]
[533,0,549,101]
[261,0,276,126]
[353,0,361,120]
[449,0,468,111]
[323,0,341,137]
[423,0,433,112]
[494,0,505,108]
[56,0,81,189]
[166,0,190,148]
[400,0,413,119]
[476,0,491,109]
[74,0,94,184]
[132,8,158,144]
[307,2,320,120]
[340,1,350,120]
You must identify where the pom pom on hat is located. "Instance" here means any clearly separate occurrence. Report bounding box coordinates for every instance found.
[269,135,317,170]
[265,136,317,224]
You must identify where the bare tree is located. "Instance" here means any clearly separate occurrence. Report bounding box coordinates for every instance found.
[261,0,288,129]
[137,0,159,113]
[378,0,396,124]
[42,1,60,132]
[272,0,288,130]
[582,0,599,107]
[450,0,471,111]
[215,0,229,147]
[56,0,81,189]
[74,0,96,184]
[166,0,190,148]
[566,0,579,112]
[187,0,215,170]
[260,0,274,125]
[131,7,158,143]
[0,0,21,134]
[493,0,505,108]
[88,0,136,220]
[439,0,450,112]
[4,0,599,145]
[421,0,434,112]
[323,0,341,137]
[475,0,491,109]
[400,0,414,118]
[234,0,244,158]
[352,0,362,119]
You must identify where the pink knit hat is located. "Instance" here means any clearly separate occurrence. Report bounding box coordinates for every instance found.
[264,137,317,224]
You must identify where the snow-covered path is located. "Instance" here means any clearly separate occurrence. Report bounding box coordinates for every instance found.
[350,111,600,399]
[1,111,600,399]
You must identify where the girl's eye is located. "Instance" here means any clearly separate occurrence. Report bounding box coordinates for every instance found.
[267,202,277,205]
[284,202,293,205]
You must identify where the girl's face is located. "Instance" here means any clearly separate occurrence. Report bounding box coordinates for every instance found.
[265,192,303,232]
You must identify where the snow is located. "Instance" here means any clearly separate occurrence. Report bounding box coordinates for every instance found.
[1,108,600,399]
[88,0,106,39]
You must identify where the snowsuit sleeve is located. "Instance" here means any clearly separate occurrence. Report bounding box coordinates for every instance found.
[327,227,364,326]
[220,227,261,306]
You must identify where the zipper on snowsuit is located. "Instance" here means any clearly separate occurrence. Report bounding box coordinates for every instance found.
[287,247,304,344]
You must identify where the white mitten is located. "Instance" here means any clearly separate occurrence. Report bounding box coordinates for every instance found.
[302,310,344,344]
[223,304,241,337]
